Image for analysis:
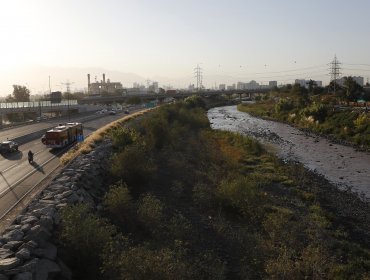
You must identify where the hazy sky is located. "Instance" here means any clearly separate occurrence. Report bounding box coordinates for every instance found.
[0,0,370,95]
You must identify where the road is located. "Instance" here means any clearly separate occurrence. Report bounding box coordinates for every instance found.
[0,107,140,230]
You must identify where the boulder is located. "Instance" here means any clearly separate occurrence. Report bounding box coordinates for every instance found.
[35,259,60,280]
[15,249,30,261]
[2,241,23,251]
[0,258,21,271]
[13,272,32,280]
[2,230,24,242]
[33,243,57,261]
[0,249,14,260]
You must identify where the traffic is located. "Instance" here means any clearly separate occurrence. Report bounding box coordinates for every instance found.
[0,106,140,223]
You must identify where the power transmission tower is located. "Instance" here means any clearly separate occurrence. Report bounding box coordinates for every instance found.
[61,80,74,121]
[194,64,203,92]
[329,55,341,95]
[61,80,74,93]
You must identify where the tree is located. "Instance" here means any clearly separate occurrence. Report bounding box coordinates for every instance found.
[343,76,363,102]
[8,85,30,102]
[306,79,317,93]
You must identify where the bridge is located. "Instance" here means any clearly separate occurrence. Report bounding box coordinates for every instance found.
[0,100,79,125]
[78,88,271,104]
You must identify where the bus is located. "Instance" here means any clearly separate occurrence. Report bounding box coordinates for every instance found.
[41,122,83,148]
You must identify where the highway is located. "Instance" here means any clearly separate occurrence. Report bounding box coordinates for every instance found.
[0,107,139,231]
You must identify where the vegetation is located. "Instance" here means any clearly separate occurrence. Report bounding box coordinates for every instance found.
[57,96,370,279]
[5,85,31,102]
[238,84,370,149]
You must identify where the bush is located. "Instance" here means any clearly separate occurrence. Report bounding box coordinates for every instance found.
[184,95,206,109]
[301,103,328,123]
[103,246,191,280]
[275,98,294,113]
[59,204,117,279]
[110,127,139,151]
[216,176,265,220]
[110,143,155,189]
[137,194,164,232]
[103,181,135,227]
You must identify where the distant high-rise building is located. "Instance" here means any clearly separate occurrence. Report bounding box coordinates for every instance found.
[337,76,364,87]
[295,79,323,88]
[269,81,278,88]
[219,84,226,90]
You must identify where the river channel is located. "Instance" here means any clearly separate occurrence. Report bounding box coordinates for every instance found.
[208,105,370,199]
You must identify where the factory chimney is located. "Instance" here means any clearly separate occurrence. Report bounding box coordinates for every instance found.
[103,73,106,83]
[87,74,91,93]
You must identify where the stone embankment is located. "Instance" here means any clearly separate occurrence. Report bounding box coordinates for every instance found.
[0,140,112,280]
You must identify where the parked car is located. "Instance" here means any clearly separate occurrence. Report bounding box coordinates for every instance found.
[0,140,19,153]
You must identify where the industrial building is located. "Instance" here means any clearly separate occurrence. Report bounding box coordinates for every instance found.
[87,73,123,95]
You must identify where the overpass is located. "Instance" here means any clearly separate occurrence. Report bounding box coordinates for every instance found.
[0,100,79,125]
[78,88,271,104]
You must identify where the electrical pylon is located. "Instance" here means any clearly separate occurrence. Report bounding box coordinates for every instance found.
[329,55,341,95]
[194,64,203,92]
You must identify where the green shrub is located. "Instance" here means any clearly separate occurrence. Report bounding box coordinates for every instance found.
[103,181,134,226]
[275,98,294,113]
[184,95,206,109]
[59,204,117,279]
[110,143,155,189]
[137,194,164,231]
[216,176,265,220]
[110,127,139,151]
[103,246,191,280]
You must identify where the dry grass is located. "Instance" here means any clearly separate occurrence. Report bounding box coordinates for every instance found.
[60,109,152,165]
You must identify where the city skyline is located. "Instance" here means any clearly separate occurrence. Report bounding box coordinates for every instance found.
[1,0,370,96]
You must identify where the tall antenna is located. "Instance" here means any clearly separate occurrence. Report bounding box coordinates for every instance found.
[194,64,203,92]
[329,55,341,95]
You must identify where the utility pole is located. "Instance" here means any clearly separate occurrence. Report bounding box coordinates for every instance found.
[329,55,341,95]
[194,64,203,92]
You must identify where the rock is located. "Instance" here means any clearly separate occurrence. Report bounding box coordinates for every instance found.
[2,241,23,251]
[19,216,38,225]
[39,216,54,231]
[35,259,60,280]
[33,243,57,261]
[19,241,38,252]
[24,226,51,247]
[4,259,38,275]
[2,229,24,242]
[32,206,55,218]
[20,224,32,233]
[0,273,8,279]
[0,249,14,260]
[0,258,21,271]
[15,249,30,261]
[13,272,32,280]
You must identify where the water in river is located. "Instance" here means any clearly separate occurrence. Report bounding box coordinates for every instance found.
[208,106,370,199]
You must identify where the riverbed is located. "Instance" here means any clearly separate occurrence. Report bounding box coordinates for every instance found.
[208,106,370,199]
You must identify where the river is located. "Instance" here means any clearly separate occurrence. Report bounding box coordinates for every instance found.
[208,105,370,199]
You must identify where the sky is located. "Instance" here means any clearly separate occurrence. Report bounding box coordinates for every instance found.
[0,0,370,96]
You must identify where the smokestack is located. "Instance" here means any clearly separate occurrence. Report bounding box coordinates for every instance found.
[87,74,91,93]
[103,73,106,83]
